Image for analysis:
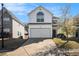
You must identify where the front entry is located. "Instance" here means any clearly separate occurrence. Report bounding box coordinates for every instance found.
[76,29,79,39]
[52,29,56,38]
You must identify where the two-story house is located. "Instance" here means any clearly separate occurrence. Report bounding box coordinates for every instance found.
[28,6,58,38]
[73,15,79,39]
[0,7,26,39]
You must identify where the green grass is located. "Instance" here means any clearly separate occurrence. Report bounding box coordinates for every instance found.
[53,38,66,46]
[53,38,79,49]
[0,53,6,56]
[64,41,79,49]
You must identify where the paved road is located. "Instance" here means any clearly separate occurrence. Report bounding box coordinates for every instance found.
[6,39,56,56]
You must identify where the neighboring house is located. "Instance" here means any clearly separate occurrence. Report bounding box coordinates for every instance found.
[0,7,26,39]
[28,6,59,38]
[73,15,79,38]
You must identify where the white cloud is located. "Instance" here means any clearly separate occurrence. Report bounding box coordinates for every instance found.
[4,3,27,16]
[0,3,39,23]
[1,3,29,23]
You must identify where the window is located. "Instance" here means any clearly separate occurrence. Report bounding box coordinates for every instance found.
[19,32,21,36]
[4,28,10,32]
[52,20,57,24]
[76,28,79,38]
[37,12,44,22]
[4,17,10,21]
[17,31,21,36]
[17,31,19,36]
[0,20,1,25]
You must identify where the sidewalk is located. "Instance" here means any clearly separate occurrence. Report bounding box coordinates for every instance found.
[6,39,56,56]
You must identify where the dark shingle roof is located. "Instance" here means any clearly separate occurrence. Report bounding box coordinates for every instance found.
[0,7,25,26]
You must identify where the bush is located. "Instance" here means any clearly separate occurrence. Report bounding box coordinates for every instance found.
[0,53,6,56]
[53,38,66,46]
[53,38,79,49]
[67,37,79,43]
[64,41,79,49]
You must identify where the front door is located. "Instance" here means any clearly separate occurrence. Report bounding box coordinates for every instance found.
[52,29,56,38]
[76,29,79,39]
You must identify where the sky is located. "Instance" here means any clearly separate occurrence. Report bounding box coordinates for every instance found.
[0,3,79,24]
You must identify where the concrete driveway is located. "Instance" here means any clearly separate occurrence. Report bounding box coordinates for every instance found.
[25,38,49,45]
[6,39,56,56]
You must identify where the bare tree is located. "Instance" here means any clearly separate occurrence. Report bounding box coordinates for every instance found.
[60,4,71,39]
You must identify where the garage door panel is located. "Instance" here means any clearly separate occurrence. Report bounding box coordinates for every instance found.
[30,28,51,38]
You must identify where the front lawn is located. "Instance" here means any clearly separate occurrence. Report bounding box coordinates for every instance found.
[53,38,79,49]
[0,53,6,56]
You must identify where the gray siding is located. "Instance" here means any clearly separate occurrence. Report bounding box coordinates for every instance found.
[0,12,12,38]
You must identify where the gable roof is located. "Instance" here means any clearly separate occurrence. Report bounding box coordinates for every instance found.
[52,16,60,19]
[28,6,53,16]
[0,7,25,26]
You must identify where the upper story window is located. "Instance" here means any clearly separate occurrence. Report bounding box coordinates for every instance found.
[52,20,57,24]
[37,12,44,22]
[4,17,10,21]
[3,13,10,21]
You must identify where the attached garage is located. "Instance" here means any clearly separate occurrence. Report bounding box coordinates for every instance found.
[29,28,52,38]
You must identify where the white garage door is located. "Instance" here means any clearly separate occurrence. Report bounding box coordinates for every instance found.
[30,28,51,38]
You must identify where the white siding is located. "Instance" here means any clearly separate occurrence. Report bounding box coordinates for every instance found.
[12,19,25,39]
[28,6,58,38]
[29,24,52,28]
[29,7,53,23]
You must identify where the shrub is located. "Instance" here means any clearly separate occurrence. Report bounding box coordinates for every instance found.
[53,38,79,49]
[0,53,6,56]
[53,38,66,46]
[64,41,79,49]
[67,37,79,43]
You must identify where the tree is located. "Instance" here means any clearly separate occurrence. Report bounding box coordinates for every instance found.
[60,4,71,38]
[62,18,76,36]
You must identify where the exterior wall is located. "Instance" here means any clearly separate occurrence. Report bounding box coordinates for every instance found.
[28,6,58,38]
[29,24,52,38]
[75,26,79,38]
[28,7,53,23]
[0,12,12,38]
[29,24,52,28]
[0,8,26,39]
[12,19,25,39]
